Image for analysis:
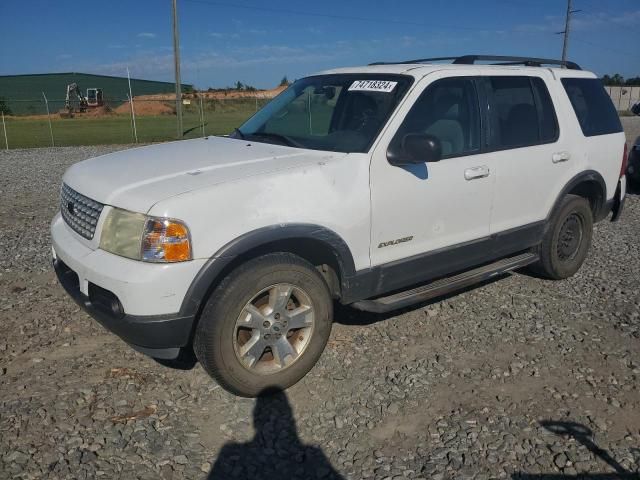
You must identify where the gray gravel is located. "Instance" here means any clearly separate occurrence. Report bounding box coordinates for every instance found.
[1,132,639,479]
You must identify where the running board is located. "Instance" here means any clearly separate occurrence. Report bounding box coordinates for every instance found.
[351,252,538,314]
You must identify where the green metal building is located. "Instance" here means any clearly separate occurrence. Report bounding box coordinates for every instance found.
[0,72,192,115]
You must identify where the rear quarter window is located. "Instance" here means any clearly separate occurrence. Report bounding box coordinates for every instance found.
[561,78,622,137]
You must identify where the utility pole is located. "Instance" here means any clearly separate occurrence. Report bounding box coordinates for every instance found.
[558,0,581,66]
[172,0,183,138]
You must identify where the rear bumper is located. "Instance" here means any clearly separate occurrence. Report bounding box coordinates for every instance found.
[611,177,626,222]
[54,258,194,359]
[598,178,625,223]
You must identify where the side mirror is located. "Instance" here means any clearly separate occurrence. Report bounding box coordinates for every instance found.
[631,102,640,116]
[387,133,442,166]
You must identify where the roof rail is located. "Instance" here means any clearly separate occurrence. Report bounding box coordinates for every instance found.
[369,55,581,70]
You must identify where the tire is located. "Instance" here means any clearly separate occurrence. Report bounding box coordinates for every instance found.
[194,253,333,397]
[530,194,593,280]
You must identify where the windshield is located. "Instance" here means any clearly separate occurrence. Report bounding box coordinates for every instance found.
[233,74,413,153]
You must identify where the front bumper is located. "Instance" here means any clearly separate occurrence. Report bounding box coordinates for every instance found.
[51,213,206,359]
[54,258,193,359]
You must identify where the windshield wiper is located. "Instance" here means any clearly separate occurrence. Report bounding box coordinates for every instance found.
[246,132,302,148]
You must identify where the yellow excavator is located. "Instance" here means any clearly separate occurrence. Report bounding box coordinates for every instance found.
[59,83,104,118]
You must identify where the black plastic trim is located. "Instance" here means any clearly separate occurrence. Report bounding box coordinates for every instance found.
[341,221,545,304]
[54,259,194,355]
[600,199,614,222]
[179,224,357,317]
[370,55,581,70]
[129,345,181,360]
[351,252,539,313]
[454,55,580,70]
[611,180,625,222]
[547,170,608,223]
[177,170,612,314]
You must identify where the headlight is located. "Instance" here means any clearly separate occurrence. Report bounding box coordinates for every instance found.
[99,208,146,260]
[99,208,192,263]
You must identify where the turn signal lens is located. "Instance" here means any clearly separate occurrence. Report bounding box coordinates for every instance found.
[141,218,192,262]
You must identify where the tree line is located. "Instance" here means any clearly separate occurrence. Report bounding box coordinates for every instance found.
[205,76,291,94]
[602,74,640,86]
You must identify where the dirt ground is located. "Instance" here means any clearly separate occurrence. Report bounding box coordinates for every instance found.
[135,85,287,101]
[1,119,639,479]
[112,101,174,116]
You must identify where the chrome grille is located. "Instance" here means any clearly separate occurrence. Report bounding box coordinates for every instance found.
[60,184,104,240]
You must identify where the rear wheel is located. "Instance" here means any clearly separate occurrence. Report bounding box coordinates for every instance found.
[194,253,333,397]
[530,194,593,280]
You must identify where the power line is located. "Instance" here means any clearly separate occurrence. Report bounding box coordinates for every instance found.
[182,0,532,33]
[573,38,635,57]
[573,0,602,12]
[182,0,636,63]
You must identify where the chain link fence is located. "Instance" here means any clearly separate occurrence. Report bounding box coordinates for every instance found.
[2,86,637,150]
[0,95,271,150]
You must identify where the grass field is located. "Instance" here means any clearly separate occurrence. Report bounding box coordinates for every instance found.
[1,103,263,149]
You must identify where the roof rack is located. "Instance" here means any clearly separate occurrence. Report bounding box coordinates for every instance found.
[369,55,581,70]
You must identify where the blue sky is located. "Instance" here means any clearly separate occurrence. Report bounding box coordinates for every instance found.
[1,0,638,89]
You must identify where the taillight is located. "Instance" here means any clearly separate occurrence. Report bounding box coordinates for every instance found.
[621,143,628,178]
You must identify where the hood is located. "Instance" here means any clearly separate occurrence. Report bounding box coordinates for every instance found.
[63,137,342,213]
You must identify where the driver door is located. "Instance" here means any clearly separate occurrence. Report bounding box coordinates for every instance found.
[369,74,495,285]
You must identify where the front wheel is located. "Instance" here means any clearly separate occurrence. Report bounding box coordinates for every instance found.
[530,194,593,280]
[194,253,333,397]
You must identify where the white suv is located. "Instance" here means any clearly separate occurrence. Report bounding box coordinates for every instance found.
[52,56,627,396]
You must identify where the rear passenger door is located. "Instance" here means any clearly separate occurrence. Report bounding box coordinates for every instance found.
[483,74,574,234]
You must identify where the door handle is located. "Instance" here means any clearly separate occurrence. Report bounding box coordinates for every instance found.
[464,166,490,181]
[552,151,571,163]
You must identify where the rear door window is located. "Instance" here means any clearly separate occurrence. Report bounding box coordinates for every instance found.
[561,78,623,137]
[487,76,559,150]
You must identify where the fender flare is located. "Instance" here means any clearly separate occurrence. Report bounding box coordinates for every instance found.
[547,170,607,222]
[178,224,356,318]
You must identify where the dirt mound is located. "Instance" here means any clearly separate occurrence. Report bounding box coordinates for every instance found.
[83,105,114,117]
[195,85,287,99]
[132,85,288,103]
[114,100,175,116]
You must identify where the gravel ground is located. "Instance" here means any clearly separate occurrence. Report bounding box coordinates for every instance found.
[1,121,639,480]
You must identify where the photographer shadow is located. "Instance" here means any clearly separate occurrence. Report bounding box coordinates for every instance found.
[513,420,639,479]
[208,388,345,480]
